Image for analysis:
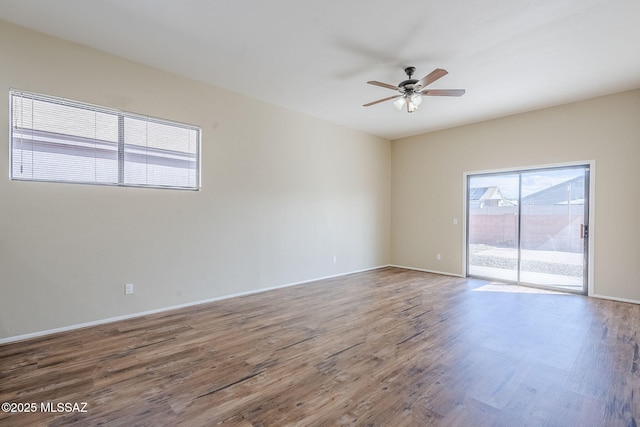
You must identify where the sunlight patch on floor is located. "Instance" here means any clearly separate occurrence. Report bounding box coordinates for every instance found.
[473,283,569,295]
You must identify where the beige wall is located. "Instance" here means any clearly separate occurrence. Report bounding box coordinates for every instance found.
[0,21,391,340]
[391,89,640,302]
[2,19,638,342]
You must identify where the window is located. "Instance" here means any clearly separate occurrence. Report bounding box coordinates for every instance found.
[10,90,200,190]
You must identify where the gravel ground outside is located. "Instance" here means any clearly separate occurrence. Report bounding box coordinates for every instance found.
[469,244,583,277]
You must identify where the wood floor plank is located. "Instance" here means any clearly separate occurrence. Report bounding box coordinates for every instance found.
[1,267,639,426]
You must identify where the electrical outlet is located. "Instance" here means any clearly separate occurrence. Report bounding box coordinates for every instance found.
[453,218,458,225]
[125,283,134,295]
[436,254,441,261]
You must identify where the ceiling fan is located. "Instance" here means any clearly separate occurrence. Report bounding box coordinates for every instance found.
[364,67,465,113]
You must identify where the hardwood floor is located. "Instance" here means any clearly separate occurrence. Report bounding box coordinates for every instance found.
[1,267,639,426]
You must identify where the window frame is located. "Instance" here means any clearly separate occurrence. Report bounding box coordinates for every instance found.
[9,89,202,191]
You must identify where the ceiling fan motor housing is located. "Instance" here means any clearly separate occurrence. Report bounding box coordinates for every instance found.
[398,79,418,91]
[399,66,418,91]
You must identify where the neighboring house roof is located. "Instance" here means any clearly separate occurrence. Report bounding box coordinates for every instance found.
[470,186,503,201]
[522,175,585,206]
[469,186,517,207]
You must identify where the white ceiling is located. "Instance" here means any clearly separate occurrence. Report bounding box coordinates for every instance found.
[1,0,639,140]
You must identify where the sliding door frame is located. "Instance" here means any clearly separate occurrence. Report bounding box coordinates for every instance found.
[462,161,595,295]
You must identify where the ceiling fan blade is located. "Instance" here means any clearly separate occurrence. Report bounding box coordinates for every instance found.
[363,95,402,107]
[421,89,466,97]
[367,80,400,91]
[415,68,448,90]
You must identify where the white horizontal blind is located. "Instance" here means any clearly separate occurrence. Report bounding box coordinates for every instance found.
[10,90,200,190]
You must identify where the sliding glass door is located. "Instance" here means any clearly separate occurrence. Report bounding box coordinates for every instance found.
[467,173,520,282]
[467,165,589,294]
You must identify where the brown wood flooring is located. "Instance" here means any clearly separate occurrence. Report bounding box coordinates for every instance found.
[1,267,639,426]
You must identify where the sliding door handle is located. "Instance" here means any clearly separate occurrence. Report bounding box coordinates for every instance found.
[580,224,588,239]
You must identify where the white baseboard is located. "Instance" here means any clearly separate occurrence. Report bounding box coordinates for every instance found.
[0,264,391,345]
[389,264,464,278]
[590,293,640,305]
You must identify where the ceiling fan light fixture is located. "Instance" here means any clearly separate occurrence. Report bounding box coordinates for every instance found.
[393,96,407,110]
[410,92,422,106]
[407,100,418,113]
